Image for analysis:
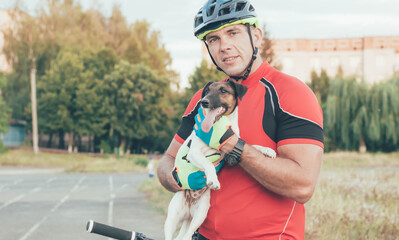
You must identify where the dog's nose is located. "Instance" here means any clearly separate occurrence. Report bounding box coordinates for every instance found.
[200,99,209,108]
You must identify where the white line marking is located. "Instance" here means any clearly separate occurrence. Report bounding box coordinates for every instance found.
[18,215,49,240]
[108,176,115,240]
[16,176,86,240]
[0,187,42,210]
[0,194,26,210]
[108,176,114,225]
[117,184,128,192]
[0,179,23,192]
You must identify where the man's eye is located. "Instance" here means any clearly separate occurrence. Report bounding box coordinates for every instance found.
[208,38,216,44]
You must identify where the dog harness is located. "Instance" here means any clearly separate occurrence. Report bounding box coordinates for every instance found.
[174,61,324,240]
[173,114,230,189]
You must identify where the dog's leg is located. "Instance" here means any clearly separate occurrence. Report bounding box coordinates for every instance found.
[187,136,220,190]
[164,192,189,240]
[252,145,277,158]
[174,218,189,240]
[181,190,211,240]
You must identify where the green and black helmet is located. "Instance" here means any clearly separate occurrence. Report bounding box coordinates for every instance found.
[194,0,259,41]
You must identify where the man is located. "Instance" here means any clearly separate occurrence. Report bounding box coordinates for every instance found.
[157,0,324,239]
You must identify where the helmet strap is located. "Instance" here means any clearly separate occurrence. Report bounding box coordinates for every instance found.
[205,23,258,81]
[204,41,223,72]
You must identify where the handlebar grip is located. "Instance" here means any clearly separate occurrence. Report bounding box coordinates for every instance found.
[86,220,134,240]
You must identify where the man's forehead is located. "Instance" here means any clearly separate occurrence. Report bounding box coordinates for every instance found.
[205,24,246,38]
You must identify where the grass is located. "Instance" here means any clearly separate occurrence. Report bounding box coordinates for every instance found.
[0,148,150,173]
[306,152,399,239]
[138,151,399,239]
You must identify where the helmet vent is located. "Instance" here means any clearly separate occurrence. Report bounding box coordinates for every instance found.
[219,7,231,16]
[236,2,245,12]
[195,16,204,26]
[249,4,255,12]
[208,6,215,16]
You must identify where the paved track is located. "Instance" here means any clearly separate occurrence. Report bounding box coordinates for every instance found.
[0,168,165,240]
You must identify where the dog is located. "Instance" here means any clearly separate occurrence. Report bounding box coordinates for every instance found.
[164,81,276,240]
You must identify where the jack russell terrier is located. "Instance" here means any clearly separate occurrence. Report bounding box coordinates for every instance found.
[164,81,276,240]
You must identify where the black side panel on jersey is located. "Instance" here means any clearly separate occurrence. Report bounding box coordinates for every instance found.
[260,78,324,144]
[262,84,278,143]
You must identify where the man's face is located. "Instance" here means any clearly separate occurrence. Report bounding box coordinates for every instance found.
[205,24,262,77]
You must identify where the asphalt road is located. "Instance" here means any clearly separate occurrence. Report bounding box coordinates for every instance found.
[0,167,165,240]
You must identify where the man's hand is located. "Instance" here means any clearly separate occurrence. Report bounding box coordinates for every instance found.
[171,141,224,190]
[194,107,235,150]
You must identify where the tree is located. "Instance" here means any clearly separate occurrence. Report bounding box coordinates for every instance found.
[101,61,172,154]
[325,77,368,151]
[365,77,399,152]
[37,48,93,152]
[0,74,11,134]
[260,23,281,70]
[309,69,330,106]
[2,1,176,152]
[184,60,227,104]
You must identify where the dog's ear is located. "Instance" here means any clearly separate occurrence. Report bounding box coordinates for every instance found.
[227,80,248,100]
[201,81,214,98]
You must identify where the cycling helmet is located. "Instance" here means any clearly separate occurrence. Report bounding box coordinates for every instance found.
[193,0,260,80]
[194,0,259,41]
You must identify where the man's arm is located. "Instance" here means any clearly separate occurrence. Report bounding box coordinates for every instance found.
[221,135,323,204]
[157,138,183,193]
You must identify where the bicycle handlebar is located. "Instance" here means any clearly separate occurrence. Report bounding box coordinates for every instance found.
[86,220,153,240]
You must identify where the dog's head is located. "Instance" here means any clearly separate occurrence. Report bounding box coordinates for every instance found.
[199,80,248,123]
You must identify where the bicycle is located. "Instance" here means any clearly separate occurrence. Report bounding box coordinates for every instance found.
[86,220,154,240]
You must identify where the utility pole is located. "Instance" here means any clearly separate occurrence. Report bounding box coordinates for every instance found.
[29,33,39,154]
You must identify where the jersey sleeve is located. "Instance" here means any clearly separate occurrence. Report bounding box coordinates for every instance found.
[174,90,203,144]
[273,77,324,148]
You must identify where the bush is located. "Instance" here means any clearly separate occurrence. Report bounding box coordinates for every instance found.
[133,156,148,167]
[0,141,8,154]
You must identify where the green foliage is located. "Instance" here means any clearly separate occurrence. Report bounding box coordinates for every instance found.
[260,23,281,70]
[0,141,8,154]
[0,74,11,133]
[325,77,368,151]
[309,69,330,105]
[2,0,174,125]
[0,98,10,134]
[101,60,174,153]
[133,156,149,167]
[182,60,227,107]
[364,77,399,151]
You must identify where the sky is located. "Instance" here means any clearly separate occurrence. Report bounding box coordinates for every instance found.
[2,0,399,88]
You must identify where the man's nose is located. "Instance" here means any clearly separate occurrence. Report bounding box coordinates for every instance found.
[220,35,232,51]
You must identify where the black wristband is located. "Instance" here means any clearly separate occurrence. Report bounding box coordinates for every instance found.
[225,138,245,166]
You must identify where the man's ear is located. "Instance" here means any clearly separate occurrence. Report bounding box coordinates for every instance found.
[227,80,248,100]
[253,27,263,48]
[201,81,214,98]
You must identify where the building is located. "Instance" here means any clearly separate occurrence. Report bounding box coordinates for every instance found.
[0,120,26,147]
[201,35,399,84]
[272,36,399,83]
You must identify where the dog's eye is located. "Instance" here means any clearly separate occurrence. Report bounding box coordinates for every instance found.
[220,88,228,94]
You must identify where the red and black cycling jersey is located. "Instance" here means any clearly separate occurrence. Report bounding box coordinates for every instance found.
[174,61,323,240]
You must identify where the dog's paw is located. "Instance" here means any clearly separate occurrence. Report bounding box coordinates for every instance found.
[207,177,221,190]
[253,145,277,159]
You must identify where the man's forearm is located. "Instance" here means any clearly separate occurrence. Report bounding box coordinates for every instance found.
[221,136,323,204]
[157,154,181,193]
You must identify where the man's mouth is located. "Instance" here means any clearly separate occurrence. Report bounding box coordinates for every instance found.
[223,56,238,63]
